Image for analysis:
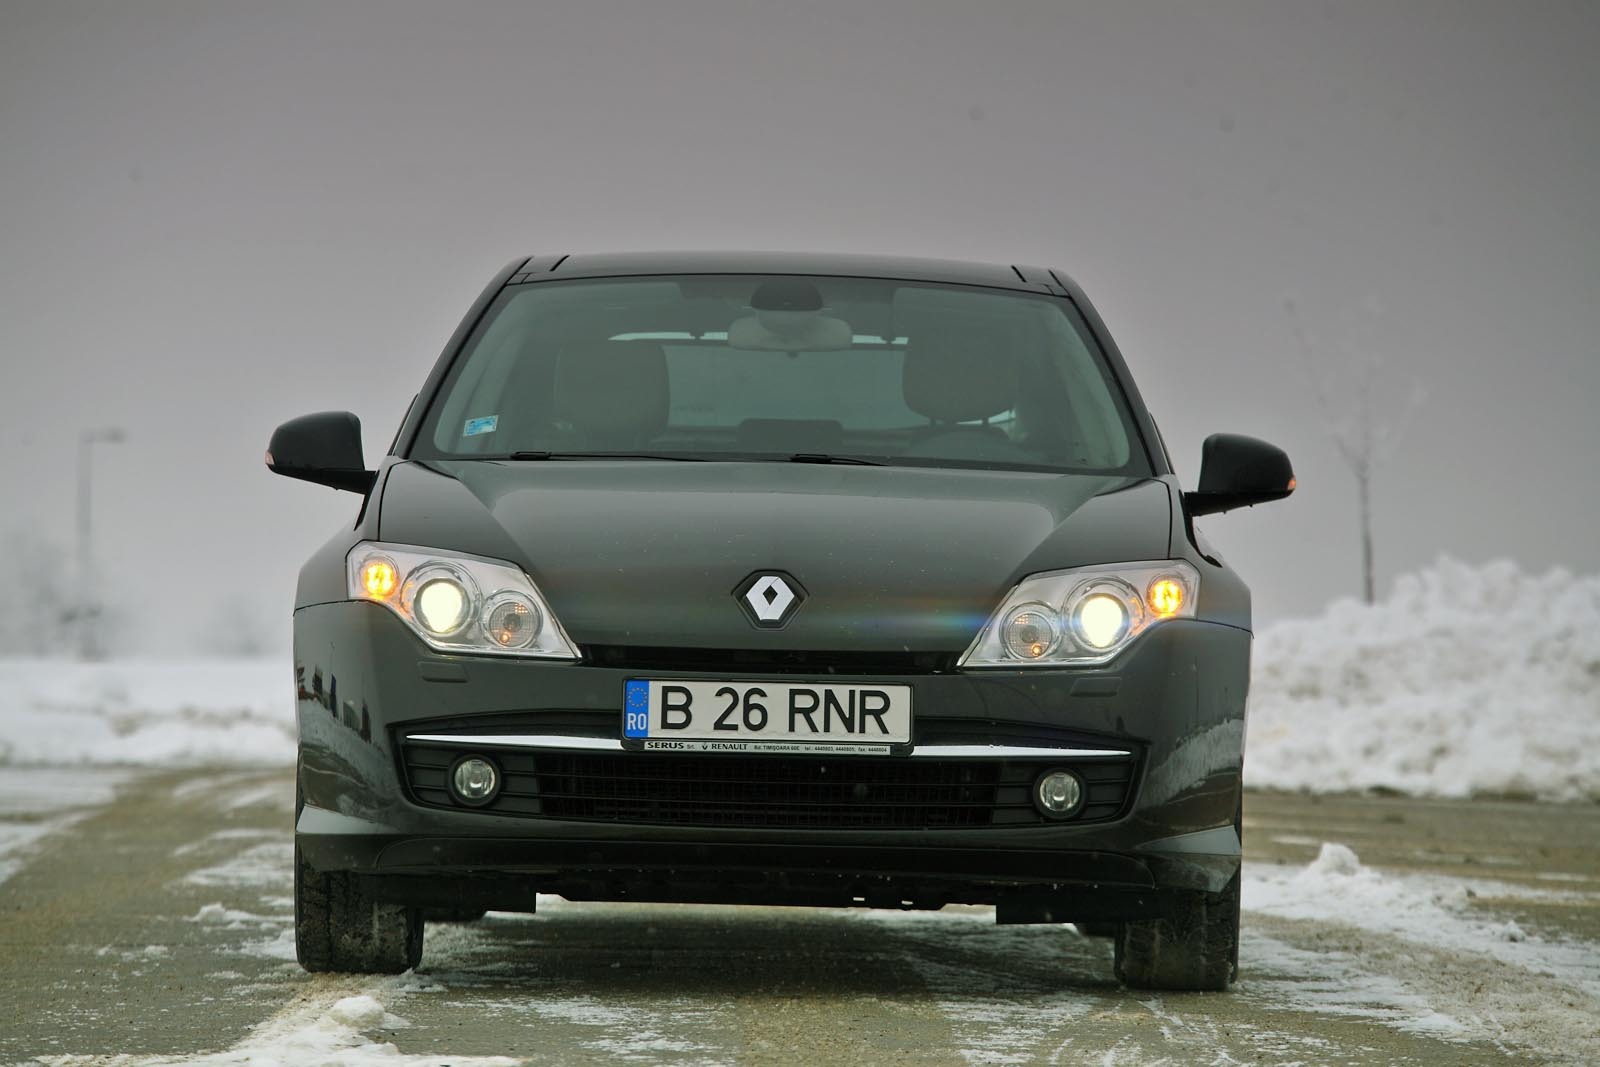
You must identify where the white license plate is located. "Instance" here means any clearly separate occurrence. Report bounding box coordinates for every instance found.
[623,679,911,754]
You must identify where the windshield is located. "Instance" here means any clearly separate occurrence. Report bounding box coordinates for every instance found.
[414,274,1148,474]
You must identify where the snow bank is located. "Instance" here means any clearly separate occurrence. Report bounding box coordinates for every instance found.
[0,658,291,767]
[1247,557,1600,801]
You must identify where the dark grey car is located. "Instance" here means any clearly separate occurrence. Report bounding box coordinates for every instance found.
[268,252,1293,990]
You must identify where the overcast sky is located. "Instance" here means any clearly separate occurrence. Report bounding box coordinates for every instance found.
[2,0,1596,654]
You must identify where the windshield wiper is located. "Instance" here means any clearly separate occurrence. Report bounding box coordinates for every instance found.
[787,453,885,466]
[506,451,706,462]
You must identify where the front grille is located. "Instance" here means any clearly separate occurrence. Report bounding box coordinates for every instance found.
[537,753,1002,828]
[401,743,1136,829]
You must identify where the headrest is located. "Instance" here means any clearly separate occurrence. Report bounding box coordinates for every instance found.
[555,340,669,444]
[902,333,1018,423]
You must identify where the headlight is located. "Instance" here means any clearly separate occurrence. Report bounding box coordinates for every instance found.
[346,542,579,659]
[959,561,1199,668]
[1068,581,1140,650]
[1000,603,1060,660]
[481,592,542,649]
[403,565,475,636]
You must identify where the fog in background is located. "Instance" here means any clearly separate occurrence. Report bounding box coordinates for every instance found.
[2,0,1596,656]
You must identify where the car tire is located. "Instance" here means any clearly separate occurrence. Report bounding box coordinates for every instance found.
[1114,794,1243,991]
[1112,873,1239,991]
[294,842,423,974]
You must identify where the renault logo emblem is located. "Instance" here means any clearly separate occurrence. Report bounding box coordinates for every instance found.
[735,572,806,628]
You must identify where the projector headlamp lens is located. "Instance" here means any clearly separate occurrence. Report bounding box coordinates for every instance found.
[1000,603,1060,660]
[401,565,478,637]
[1073,593,1130,650]
[482,593,542,648]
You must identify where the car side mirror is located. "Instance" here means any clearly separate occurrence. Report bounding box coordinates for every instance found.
[1184,433,1295,517]
[266,411,376,494]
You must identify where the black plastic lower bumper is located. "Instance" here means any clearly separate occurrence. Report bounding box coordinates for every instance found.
[306,832,1183,921]
[292,601,1250,908]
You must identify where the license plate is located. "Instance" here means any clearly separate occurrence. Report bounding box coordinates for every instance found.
[623,679,911,754]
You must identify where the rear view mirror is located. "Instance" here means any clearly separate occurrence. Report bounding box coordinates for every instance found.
[728,313,853,351]
[266,411,375,494]
[1185,434,1295,517]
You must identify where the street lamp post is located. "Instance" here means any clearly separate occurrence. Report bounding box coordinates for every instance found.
[77,427,126,660]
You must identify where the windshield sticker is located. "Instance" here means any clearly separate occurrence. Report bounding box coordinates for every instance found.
[463,415,499,437]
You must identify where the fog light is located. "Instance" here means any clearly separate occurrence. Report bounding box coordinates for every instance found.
[450,755,500,807]
[1035,769,1084,818]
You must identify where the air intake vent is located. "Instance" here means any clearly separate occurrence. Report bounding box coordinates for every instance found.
[401,743,1135,829]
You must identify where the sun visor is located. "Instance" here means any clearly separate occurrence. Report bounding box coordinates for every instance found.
[888,284,1024,342]
[890,285,1019,317]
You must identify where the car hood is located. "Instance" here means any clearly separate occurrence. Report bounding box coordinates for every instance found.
[378,460,1173,652]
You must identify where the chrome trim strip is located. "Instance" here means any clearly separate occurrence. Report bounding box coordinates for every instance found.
[406,733,624,751]
[908,744,1132,759]
[405,734,1131,760]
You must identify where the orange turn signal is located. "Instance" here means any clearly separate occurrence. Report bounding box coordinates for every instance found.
[1147,578,1186,617]
[359,557,399,600]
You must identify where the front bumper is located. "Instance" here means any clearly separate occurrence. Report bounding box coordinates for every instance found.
[292,601,1249,906]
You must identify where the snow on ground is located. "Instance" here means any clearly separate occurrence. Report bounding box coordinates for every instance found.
[1237,932,1474,1040]
[38,986,520,1067]
[847,839,1600,1064]
[0,767,132,885]
[1248,556,1600,801]
[31,812,1600,1067]
[1242,842,1600,1063]
[1245,843,1600,999]
[0,658,290,767]
[0,815,80,886]
[0,558,1596,802]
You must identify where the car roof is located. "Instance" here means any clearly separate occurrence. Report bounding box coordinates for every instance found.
[506,251,1083,296]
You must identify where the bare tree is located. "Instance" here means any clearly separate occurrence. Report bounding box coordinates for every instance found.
[1285,299,1424,604]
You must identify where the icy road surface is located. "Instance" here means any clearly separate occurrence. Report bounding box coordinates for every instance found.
[1,771,1597,1066]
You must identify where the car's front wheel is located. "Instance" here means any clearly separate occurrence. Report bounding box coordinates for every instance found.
[294,842,423,973]
[1113,872,1239,991]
